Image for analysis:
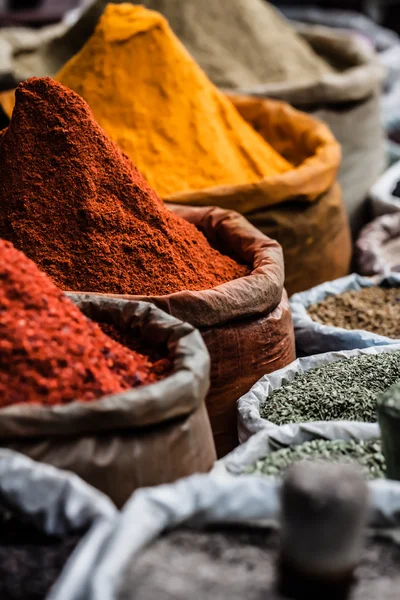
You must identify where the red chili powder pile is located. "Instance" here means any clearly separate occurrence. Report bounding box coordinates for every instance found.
[0,77,248,296]
[0,240,170,408]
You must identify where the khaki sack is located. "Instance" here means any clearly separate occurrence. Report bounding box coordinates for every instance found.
[71,205,295,457]
[237,23,385,106]
[356,212,400,275]
[0,297,215,508]
[165,98,351,296]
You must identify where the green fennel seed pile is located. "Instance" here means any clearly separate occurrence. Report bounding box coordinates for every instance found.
[260,352,400,425]
[246,439,385,480]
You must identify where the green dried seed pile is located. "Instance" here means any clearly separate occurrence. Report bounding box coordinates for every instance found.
[307,286,400,338]
[247,439,385,480]
[259,352,400,425]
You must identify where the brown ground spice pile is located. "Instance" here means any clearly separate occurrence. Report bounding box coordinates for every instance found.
[0,77,248,296]
[0,240,168,408]
[308,286,400,338]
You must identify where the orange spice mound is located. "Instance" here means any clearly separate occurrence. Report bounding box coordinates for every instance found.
[57,4,292,197]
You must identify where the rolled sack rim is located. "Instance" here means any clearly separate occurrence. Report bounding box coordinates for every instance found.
[233,23,386,105]
[0,298,210,438]
[68,204,286,328]
[164,98,341,213]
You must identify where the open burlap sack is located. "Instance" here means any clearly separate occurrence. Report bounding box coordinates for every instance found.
[165,99,351,296]
[239,23,385,106]
[234,24,386,236]
[0,297,215,508]
[71,205,295,457]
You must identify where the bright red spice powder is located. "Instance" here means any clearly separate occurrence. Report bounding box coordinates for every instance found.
[0,77,248,296]
[0,240,168,408]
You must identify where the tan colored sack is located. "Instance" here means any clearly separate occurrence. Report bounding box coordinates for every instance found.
[238,23,385,106]
[166,98,351,296]
[71,205,295,457]
[0,298,215,508]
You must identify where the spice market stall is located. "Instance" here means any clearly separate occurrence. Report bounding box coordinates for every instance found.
[0,3,350,296]
[0,76,295,457]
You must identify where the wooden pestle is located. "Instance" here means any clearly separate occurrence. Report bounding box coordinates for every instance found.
[278,461,369,600]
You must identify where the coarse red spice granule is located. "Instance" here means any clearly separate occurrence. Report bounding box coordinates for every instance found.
[0,240,168,408]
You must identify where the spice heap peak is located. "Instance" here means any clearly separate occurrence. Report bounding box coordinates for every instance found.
[57,3,292,197]
[0,77,247,295]
[0,240,165,407]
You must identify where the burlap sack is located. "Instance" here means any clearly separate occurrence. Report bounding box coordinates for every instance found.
[71,205,295,457]
[165,99,350,296]
[356,212,400,275]
[235,24,386,237]
[238,23,385,106]
[0,297,215,508]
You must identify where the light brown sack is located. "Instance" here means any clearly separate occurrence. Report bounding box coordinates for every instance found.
[0,297,215,508]
[165,98,351,296]
[71,205,296,457]
[238,23,385,106]
[235,24,386,236]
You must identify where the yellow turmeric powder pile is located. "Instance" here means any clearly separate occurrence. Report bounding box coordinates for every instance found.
[56,4,291,198]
